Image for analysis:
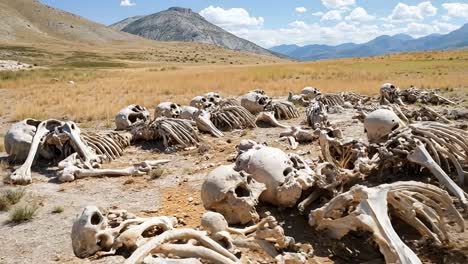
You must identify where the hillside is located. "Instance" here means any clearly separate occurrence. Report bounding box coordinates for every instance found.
[0,0,141,44]
[0,0,285,66]
[271,23,468,61]
[111,7,280,57]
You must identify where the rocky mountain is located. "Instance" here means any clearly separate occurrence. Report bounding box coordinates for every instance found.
[110,7,280,57]
[270,23,468,61]
[0,0,142,44]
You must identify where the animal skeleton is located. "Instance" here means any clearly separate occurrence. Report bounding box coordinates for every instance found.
[71,206,239,264]
[115,104,150,131]
[309,181,464,264]
[5,117,196,184]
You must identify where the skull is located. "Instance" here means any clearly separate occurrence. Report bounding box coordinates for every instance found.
[235,145,314,207]
[115,104,150,130]
[190,96,214,110]
[201,165,266,224]
[364,109,402,144]
[155,102,181,118]
[4,119,42,162]
[71,206,112,258]
[204,92,222,106]
[380,83,403,105]
[239,91,271,115]
[301,87,321,100]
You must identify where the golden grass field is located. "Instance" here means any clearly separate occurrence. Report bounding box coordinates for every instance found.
[1,49,467,125]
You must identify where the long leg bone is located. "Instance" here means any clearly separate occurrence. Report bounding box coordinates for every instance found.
[9,119,63,184]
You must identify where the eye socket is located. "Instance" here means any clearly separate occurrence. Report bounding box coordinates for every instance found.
[235,185,251,197]
[201,98,207,102]
[283,167,293,176]
[209,97,215,102]
[170,104,177,109]
[90,212,102,225]
[390,85,395,89]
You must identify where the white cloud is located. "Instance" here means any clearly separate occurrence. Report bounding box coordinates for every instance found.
[295,7,307,13]
[321,0,355,9]
[199,6,264,29]
[120,0,135,7]
[345,7,375,22]
[442,3,468,18]
[312,11,324,16]
[321,10,343,21]
[389,2,437,21]
[229,19,460,48]
[441,15,451,21]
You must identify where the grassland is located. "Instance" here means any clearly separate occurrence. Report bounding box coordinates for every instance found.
[0,49,467,123]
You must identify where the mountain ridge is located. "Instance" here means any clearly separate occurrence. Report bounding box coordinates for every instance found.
[110,7,281,57]
[270,24,468,61]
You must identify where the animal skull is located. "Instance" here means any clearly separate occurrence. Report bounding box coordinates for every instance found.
[71,206,110,258]
[201,165,266,224]
[155,102,181,118]
[4,118,42,162]
[235,144,315,207]
[380,83,404,105]
[115,104,150,131]
[179,105,224,138]
[190,96,214,110]
[239,91,271,115]
[301,87,321,100]
[364,109,403,144]
[204,92,222,106]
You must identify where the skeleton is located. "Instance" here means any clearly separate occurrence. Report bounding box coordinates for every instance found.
[374,122,468,207]
[305,100,329,129]
[71,206,239,264]
[115,105,150,131]
[407,105,452,124]
[400,86,457,105]
[239,90,299,128]
[156,102,223,138]
[309,181,464,264]
[157,101,255,135]
[201,211,298,259]
[287,91,309,106]
[234,143,315,207]
[5,117,196,184]
[201,165,266,224]
[380,83,404,105]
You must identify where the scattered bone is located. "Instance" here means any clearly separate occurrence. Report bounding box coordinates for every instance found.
[309,181,464,264]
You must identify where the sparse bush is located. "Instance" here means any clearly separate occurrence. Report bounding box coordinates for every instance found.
[150,168,165,179]
[51,206,64,214]
[9,203,38,222]
[0,188,25,211]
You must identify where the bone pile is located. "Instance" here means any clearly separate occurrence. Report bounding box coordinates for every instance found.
[2,83,467,263]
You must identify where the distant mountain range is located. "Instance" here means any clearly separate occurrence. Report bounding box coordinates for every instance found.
[111,7,281,58]
[270,23,468,61]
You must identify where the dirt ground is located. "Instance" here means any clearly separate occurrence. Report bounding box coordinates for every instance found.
[0,100,467,264]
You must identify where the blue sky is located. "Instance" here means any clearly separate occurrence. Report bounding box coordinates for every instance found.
[40,1,468,47]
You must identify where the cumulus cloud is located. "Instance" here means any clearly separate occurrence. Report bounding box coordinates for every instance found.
[442,3,468,18]
[321,10,343,21]
[312,11,324,16]
[295,7,307,13]
[199,6,264,29]
[321,0,355,9]
[345,7,375,22]
[120,0,135,7]
[228,19,460,48]
[389,1,437,21]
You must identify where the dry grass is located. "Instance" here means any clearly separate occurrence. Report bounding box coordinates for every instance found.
[0,188,25,211]
[9,203,38,222]
[1,49,467,123]
[51,205,64,214]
